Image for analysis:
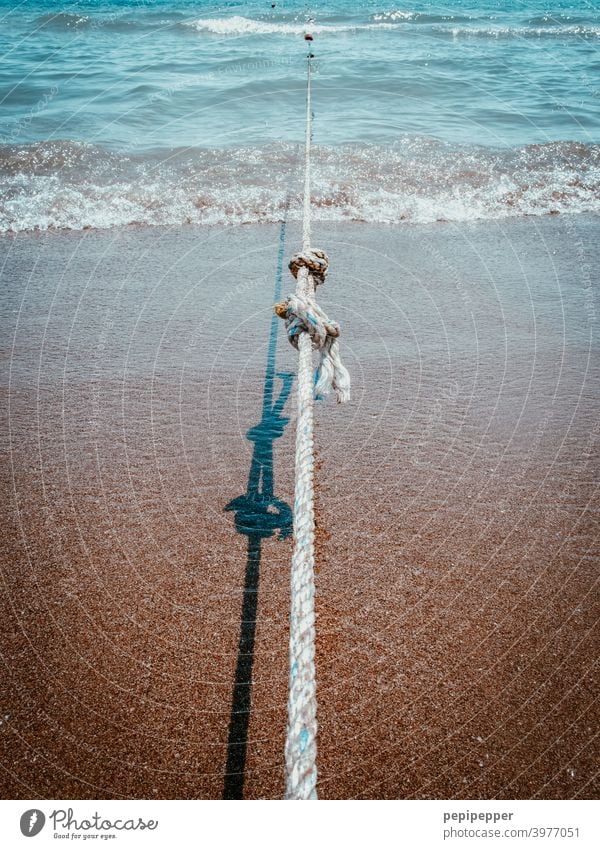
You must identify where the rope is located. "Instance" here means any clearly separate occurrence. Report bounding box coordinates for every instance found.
[277,34,350,801]
[274,291,350,404]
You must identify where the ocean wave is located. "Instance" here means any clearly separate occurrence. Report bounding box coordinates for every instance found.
[371,10,474,24]
[36,10,183,33]
[183,15,600,41]
[36,11,600,41]
[37,12,92,29]
[526,15,592,27]
[440,24,600,40]
[184,15,395,36]
[1,140,598,233]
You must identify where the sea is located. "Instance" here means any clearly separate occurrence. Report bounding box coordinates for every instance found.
[1,0,599,230]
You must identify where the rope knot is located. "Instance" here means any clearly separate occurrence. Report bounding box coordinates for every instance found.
[288,249,329,287]
[274,294,351,404]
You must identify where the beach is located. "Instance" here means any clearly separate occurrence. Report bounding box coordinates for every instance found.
[1,215,598,799]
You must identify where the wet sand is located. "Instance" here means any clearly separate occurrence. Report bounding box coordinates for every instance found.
[0,216,598,799]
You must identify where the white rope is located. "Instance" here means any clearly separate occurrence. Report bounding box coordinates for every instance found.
[280,36,350,801]
[276,293,351,404]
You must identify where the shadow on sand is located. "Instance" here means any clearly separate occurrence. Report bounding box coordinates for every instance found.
[223,219,293,799]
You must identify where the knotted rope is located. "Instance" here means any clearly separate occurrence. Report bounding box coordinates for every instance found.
[289,248,329,286]
[276,35,350,801]
[274,287,351,404]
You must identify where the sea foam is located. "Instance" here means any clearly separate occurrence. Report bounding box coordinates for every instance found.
[1,140,598,233]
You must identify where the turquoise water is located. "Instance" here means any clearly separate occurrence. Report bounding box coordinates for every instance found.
[1,0,599,229]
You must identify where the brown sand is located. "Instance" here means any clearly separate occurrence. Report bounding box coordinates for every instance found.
[0,216,598,799]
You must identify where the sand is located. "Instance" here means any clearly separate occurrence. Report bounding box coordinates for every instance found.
[0,216,598,800]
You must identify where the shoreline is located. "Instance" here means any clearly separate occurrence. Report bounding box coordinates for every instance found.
[1,205,599,238]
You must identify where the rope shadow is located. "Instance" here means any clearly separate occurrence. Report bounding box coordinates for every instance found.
[222,218,293,799]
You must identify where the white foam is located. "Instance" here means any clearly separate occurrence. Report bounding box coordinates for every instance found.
[2,141,599,232]
[184,15,600,40]
[372,11,416,22]
[446,24,600,39]
[185,15,394,36]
